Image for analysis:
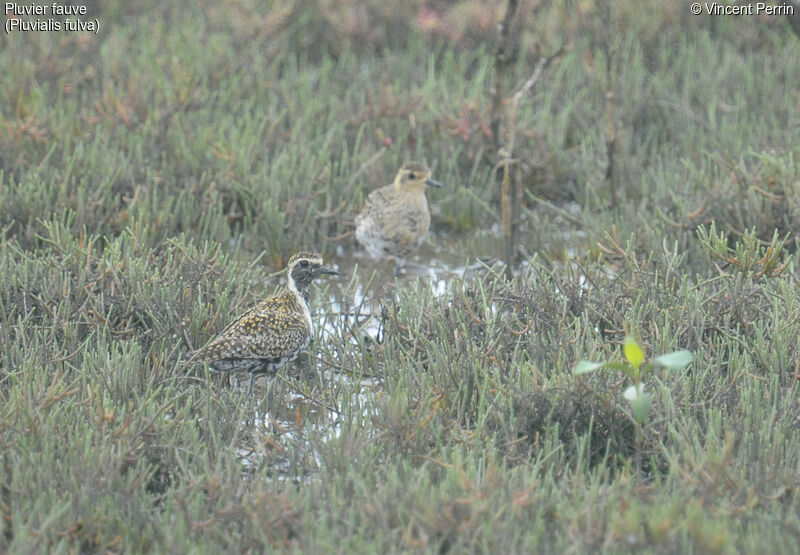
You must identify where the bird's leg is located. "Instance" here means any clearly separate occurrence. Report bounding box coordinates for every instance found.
[259,360,277,431]
[248,372,255,395]
[267,383,276,423]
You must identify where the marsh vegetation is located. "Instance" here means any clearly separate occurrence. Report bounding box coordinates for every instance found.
[2,1,800,551]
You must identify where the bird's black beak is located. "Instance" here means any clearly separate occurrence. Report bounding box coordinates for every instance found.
[425,177,444,188]
[319,265,340,277]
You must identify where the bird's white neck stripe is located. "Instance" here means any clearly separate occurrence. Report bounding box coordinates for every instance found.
[287,272,299,296]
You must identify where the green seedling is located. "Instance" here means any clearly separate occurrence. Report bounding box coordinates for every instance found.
[575,337,692,477]
[574,337,693,424]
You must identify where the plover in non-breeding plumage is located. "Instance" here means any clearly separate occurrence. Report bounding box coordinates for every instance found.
[355,162,443,269]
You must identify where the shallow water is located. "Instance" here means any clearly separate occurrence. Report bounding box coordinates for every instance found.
[231,208,586,476]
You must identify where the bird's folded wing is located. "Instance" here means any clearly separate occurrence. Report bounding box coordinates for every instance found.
[189,306,310,362]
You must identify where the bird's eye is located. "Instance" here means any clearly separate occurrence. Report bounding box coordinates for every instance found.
[300,260,309,267]
[408,172,416,180]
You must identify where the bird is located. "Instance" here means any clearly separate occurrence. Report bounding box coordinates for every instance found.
[355,161,444,269]
[184,251,339,395]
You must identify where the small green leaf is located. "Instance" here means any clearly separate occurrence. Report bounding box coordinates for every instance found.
[630,392,652,423]
[574,360,604,374]
[574,360,633,375]
[651,349,693,370]
[624,385,651,422]
[623,336,645,368]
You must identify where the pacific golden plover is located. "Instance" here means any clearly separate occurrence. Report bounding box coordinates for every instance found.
[185,252,339,394]
[355,161,443,268]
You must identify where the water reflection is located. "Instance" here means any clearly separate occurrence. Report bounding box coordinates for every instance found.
[231,213,585,477]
